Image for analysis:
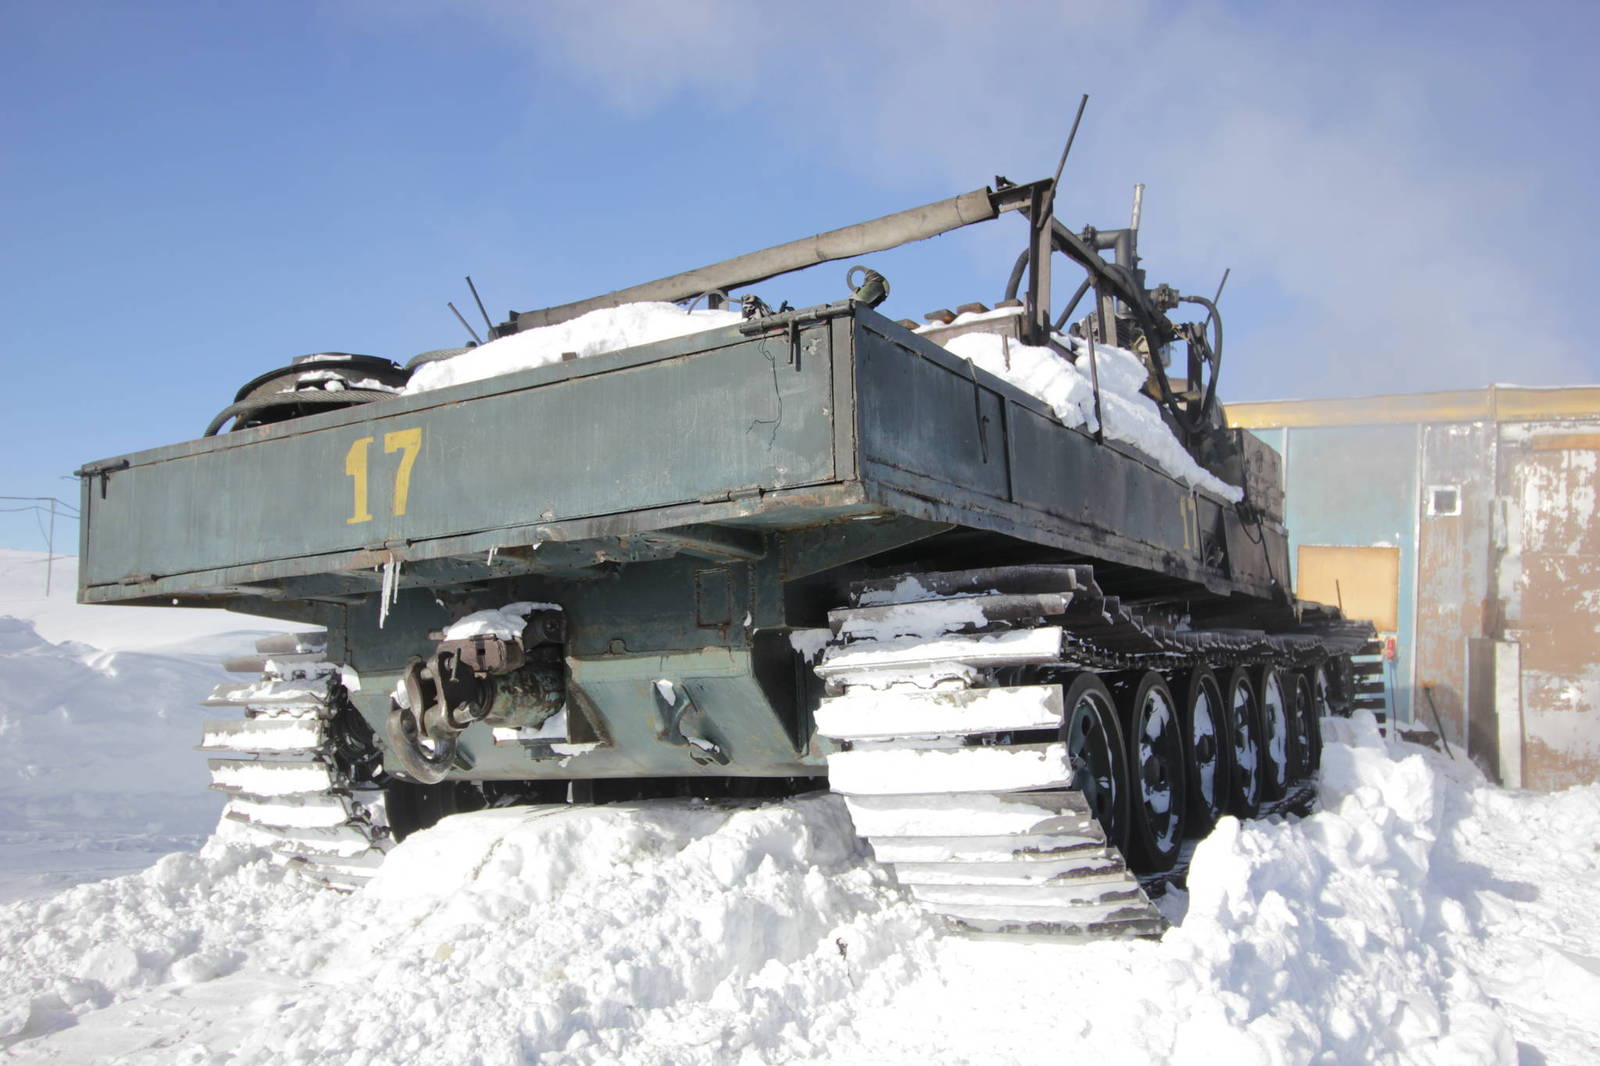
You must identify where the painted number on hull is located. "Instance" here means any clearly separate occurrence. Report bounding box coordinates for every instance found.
[345,428,423,524]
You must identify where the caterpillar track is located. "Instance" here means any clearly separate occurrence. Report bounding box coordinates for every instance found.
[812,565,1371,937]
[194,564,1372,942]
[200,633,394,888]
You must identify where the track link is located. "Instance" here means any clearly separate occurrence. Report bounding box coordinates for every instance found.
[812,565,1369,939]
[201,632,393,888]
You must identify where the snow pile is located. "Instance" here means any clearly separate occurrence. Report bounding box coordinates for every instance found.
[3,711,1598,1064]
[0,798,930,1063]
[0,846,329,1051]
[934,314,1242,500]
[404,302,742,394]
[264,799,924,1064]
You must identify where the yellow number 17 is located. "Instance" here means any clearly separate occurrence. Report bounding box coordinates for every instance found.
[345,428,423,524]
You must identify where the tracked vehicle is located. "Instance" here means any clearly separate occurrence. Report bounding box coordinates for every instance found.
[77,168,1376,937]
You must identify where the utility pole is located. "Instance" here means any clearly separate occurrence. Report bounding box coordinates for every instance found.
[0,496,78,597]
[45,497,56,597]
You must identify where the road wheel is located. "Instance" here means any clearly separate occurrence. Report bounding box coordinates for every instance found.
[1061,673,1130,855]
[1173,665,1232,836]
[1287,671,1316,782]
[1305,664,1330,774]
[1254,667,1292,802]
[1117,671,1187,873]
[1222,667,1262,818]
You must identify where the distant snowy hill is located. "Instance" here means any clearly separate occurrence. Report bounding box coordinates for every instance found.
[0,550,298,902]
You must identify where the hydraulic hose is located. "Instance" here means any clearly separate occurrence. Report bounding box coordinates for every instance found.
[205,389,396,436]
[1178,294,1224,427]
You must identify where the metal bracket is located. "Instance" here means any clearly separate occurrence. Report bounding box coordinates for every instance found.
[386,626,556,783]
[964,358,992,464]
[651,679,730,766]
[75,458,129,499]
[1022,183,1053,345]
[736,301,856,337]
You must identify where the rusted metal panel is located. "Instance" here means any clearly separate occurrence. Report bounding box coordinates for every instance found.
[1529,432,1600,452]
[1501,426,1600,790]
[1465,638,1501,782]
[1414,421,1495,756]
[1509,556,1600,790]
[1230,390,1600,789]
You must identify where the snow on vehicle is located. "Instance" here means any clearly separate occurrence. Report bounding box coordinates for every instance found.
[76,167,1374,937]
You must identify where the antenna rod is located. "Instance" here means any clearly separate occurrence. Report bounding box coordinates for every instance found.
[1129,183,1145,232]
[1211,267,1231,306]
[449,301,483,345]
[1205,267,1231,328]
[466,275,493,331]
[1044,94,1090,215]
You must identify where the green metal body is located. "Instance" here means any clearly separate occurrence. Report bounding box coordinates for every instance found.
[78,304,1290,780]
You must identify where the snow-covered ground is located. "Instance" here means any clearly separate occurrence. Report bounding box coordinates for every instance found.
[2,550,1597,1064]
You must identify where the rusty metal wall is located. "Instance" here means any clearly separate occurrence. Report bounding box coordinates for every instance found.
[1498,422,1600,790]
[1232,389,1600,790]
[1414,421,1495,758]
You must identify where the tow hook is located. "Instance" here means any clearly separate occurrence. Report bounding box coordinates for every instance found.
[386,611,565,783]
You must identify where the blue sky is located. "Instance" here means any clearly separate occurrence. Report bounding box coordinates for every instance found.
[3,0,1596,552]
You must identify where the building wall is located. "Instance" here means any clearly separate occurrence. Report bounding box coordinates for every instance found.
[1497,422,1600,790]
[1231,388,1600,790]
[1254,423,1419,725]
[1414,421,1495,756]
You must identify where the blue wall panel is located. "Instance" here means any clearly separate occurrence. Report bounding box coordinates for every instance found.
[1278,424,1419,722]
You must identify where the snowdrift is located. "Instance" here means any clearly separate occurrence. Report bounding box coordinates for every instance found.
[3,713,1596,1065]
[0,551,297,902]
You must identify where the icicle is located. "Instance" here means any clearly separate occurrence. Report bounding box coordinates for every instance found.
[378,554,402,629]
[487,545,497,566]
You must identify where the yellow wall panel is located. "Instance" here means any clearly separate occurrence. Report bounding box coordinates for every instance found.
[1297,545,1400,632]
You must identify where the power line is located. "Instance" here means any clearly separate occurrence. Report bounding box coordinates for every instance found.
[0,495,79,596]
[0,496,80,517]
[0,504,79,516]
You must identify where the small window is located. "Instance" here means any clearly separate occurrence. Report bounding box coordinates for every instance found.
[1427,485,1461,517]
